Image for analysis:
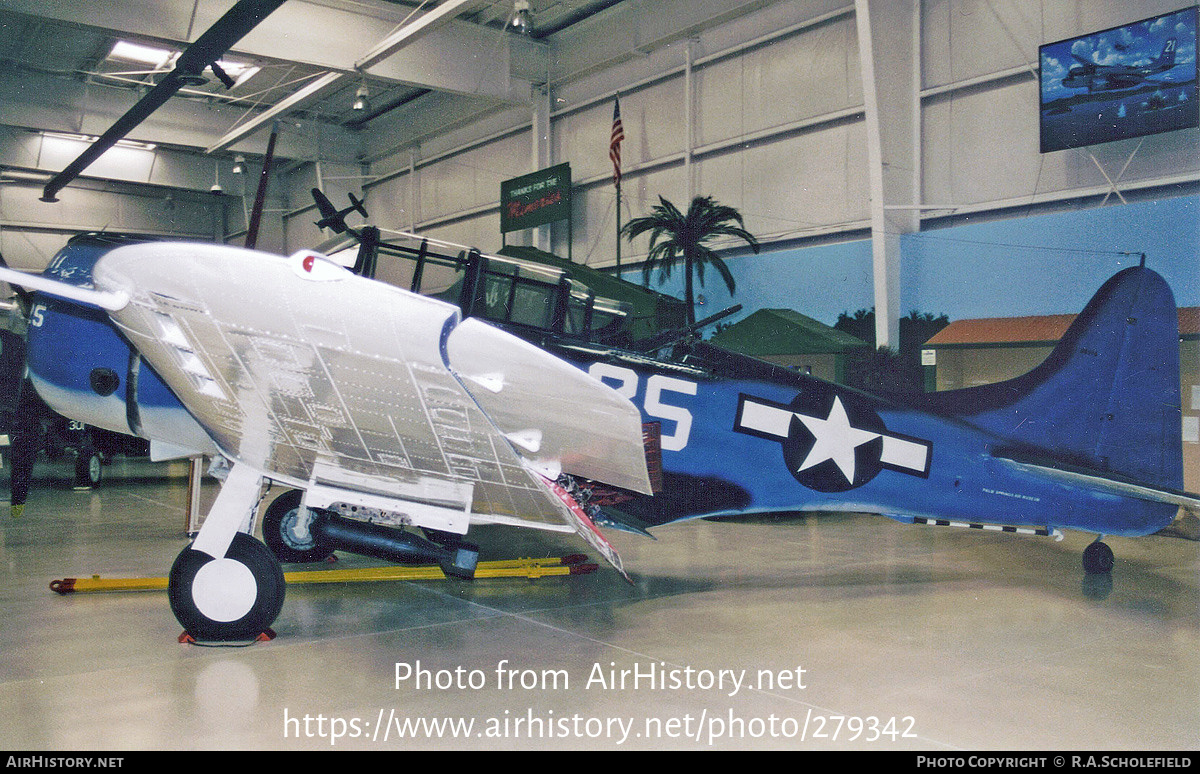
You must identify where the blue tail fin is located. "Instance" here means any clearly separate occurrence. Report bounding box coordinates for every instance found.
[926,266,1183,491]
[1155,38,1177,70]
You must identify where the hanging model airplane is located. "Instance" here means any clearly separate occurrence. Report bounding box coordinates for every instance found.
[0,220,1195,643]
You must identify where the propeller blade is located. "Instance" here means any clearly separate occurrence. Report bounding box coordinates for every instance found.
[40,0,287,203]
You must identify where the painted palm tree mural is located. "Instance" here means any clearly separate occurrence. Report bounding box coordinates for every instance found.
[621,195,760,325]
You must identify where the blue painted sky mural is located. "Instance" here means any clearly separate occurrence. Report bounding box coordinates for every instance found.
[624,194,1198,331]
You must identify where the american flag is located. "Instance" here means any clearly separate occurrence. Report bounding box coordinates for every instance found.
[609,97,624,187]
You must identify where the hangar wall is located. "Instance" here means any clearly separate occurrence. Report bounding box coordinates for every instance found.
[273,0,1197,330]
[0,127,231,270]
[0,1,1193,296]
[922,0,1198,213]
[286,2,875,260]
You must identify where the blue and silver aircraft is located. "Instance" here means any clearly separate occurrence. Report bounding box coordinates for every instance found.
[1062,37,1180,93]
[0,224,1194,643]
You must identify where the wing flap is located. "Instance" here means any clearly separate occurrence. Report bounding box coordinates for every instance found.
[538,474,630,582]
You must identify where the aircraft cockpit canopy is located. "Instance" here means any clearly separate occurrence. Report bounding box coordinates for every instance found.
[339,231,671,348]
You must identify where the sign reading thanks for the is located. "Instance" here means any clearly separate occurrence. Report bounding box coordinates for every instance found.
[501,163,571,233]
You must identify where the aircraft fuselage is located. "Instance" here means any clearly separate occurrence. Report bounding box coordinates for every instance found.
[19,235,1181,550]
[549,344,1173,538]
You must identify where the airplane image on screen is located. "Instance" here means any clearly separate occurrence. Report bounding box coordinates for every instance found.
[1,224,1195,643]
[1062,37,1179,93]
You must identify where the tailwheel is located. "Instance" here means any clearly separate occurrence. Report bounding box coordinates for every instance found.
[168,532,286,642]
[262,488,335,563]
[1082,539,1115,575]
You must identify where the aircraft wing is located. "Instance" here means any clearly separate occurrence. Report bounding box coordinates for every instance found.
[86,243,651,555]
[446,315,654,494]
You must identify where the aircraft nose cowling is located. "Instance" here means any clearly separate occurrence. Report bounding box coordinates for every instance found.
[25,296,135,436]
[11,236,214,454]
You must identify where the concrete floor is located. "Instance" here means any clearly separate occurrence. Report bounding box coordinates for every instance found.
[0,456,1197,751]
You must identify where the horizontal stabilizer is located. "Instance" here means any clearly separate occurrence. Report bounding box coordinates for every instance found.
[996,454,1200,511]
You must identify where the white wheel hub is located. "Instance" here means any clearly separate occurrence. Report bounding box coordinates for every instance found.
[192,558,258,622]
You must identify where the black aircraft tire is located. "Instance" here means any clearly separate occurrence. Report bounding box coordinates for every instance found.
[1082,540,1115,575]
[168,532,286,642]
[74,451,102,488]
[262,488,335,564]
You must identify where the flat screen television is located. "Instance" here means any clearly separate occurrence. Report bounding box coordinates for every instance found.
[1039,6,1198,153]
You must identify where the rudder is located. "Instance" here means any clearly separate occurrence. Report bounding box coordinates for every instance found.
[925,266,1184,492]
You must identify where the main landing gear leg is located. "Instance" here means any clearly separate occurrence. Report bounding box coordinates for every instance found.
[168,463,285,642]
[1082,536,1115,575]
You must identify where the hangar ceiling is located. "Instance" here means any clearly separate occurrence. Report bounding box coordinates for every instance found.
[0,0,778,166]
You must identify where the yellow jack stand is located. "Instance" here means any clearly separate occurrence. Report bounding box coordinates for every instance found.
[50,554,597,595]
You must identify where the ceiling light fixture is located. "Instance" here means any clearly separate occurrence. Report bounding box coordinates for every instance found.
[42,132,155,151]
[509,0,532,35]
[232,155,245,175]
[108,40,176,69]
[44,131,99,144]
[352,83,370,112]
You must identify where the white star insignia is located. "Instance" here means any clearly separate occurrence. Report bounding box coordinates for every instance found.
[735,393,932,488]
[792,396,880,484]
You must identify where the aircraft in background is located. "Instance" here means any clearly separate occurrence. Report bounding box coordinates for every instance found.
[1062,38,1180,93]
[0,217,1195,643]
[312,188,368,235]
